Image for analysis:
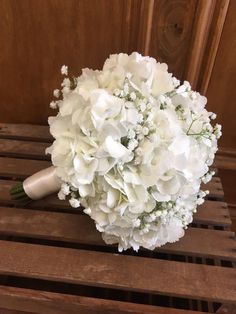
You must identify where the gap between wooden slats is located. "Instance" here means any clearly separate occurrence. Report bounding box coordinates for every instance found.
[0,206,234,262]
[0,240,235,303]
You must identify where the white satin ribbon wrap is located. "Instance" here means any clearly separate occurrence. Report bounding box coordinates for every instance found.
[23,166,61,200]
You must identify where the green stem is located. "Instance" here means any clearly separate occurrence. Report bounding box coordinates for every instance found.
[10,182,32,206]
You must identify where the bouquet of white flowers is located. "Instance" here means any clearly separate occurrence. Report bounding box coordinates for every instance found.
[11,52,221,252]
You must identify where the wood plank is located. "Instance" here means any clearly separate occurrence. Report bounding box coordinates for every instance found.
[0,124,51,142]
[0,240,235,303]
[162,227,236,261]
[0,139,49,160]
[0,285,205,314]
[0,308,35,314]
[204,176,224,199]
[0,180,231,226]
[0,206,235,261]
[0,157,50,179]
[195,200,231,227]
[0,157,224,200]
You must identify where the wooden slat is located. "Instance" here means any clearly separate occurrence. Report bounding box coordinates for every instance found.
[162,227,235,261]
[204,176,224,199]
[0,157,50,179]
[0,179,231,226]
[195,200,231,226]
[0,124,51,142]
[0,206,235,261]
[0,285,205,314]
[0,139,49,160]
[0,157,224,200]
[0,240,235,303]
[0,308,35,314]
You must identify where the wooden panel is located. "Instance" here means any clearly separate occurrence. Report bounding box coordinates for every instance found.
[149,0,197,80]
[206,0,236,151]
[0,179,230,226]
[0,1,221,124]
[0,0,140,124]
[0,206,234,261]
[0,285,204,314]
[0,240,235,303]
[199,0,230,94]
[185,0,216,88]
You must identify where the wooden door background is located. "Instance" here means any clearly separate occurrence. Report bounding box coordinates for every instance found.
[0,0,235,222]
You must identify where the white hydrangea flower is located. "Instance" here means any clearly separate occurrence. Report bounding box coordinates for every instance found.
[47,52,221,252]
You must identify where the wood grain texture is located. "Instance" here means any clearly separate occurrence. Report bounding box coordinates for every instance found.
[137,0,155,55]
[0,206,234,261]
[206,0,236,151]
[0,124,51,142]
[194,200,231,227]
[204,176,224,200]
[199,0,230,94]
[149,0,197,80]
[0,240,235,303]
[0,0,138,124]
[185,0,216,89]
[0,0,218,124]
[0,285,205,314]
[0,139,49,160]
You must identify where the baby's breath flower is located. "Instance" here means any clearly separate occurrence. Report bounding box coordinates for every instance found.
[50,101,58,109]
[61,65,68,75]
[142,126,149,135]
[69,198,80,208]
[130,92,136,100]
[53,89,60,98]
[128,139,138,151]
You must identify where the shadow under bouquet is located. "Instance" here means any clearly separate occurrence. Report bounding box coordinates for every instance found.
[11,52,222,252]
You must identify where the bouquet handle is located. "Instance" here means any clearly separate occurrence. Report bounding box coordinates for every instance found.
[10,166,61,204]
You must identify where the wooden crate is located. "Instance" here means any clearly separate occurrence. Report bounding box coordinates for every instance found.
[0,123,235,314]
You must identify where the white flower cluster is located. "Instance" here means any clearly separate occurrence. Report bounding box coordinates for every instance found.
[46,52,221,251]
